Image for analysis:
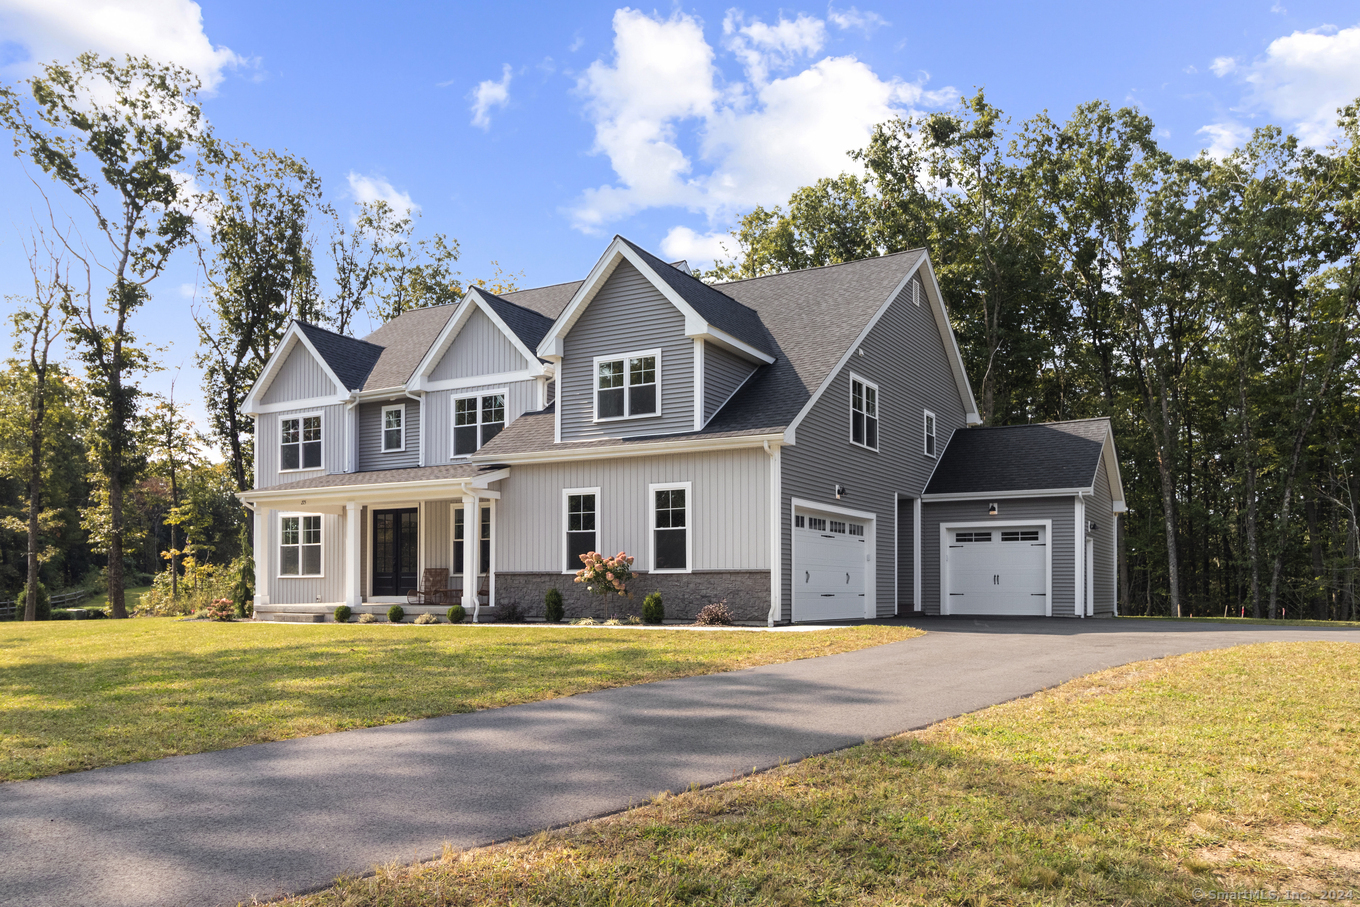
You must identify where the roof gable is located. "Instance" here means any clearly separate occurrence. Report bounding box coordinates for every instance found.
[243,321,376,413]
[359,305,460,391]
[408,288,552,391]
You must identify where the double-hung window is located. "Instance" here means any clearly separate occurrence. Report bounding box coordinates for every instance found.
[382,404,405,452]
[850,376,879,451]
[453,506,492,575]
[651,483,690,572]
[564,489,598,572]
[453,392,506,456]
[924,410,937,457]
[595,351,659,419]
[280,515,322,576]
[281,415,322,471]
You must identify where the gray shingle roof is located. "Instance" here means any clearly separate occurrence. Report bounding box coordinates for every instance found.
[470,287,555,354]
[923,419,1110,495]
[359,305,461,390]
[295,322,383,391]
[258,462,501,492]
[498,280,582,320]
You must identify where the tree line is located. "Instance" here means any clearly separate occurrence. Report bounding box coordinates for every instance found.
[704,91,1360,621]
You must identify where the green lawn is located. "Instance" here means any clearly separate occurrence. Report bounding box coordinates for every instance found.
[0,620,922,782]
[284,640,1360,906]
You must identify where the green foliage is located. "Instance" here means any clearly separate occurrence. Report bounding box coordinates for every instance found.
[642,591,664,625]
[543,588,564,623]
[446,604,466,624]
[387,604,404,624]
[230,520,253,618]
[333,605,351,623]
[18,579,49,620]
[413,612,438,625]
[135,556,240,617]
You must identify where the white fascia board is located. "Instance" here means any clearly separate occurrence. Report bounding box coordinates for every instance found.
[242,323,350,415]
[693,324,776,365]
[917,254,982,425]
[920,487,1092,502]
[1101,431,1129,513]
[469,432,785,466]
[536,238,630,358]
[240,472,509,507]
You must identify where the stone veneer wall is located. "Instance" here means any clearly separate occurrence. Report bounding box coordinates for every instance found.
[493,570,772,622]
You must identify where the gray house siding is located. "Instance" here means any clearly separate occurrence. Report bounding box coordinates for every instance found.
[261,341,340,405]
[559,260,695,441]
[263,508,345,605]
[703,343,756,423]
[1091,456,1116,616]
[920,496,1076,617]
[431,307,528,380]
[778,274,968,621]
[255,403,347,490]
[357,399,422,471]
[897,497,915,610]
[425,380,541,462]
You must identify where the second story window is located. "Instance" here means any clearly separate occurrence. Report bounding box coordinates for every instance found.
[924,410,937,457]
[382,404,405,452]
[850,376,879,451]
[453,393,506,456]
[596,351,659,420]
[281,415,322,471]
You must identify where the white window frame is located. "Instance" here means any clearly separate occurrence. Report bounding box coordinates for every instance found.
[278,512,324,578]
[648,481,693,574]
[593,348,662,422]
[279,412,323,473]
[381,403,406,453]
[450,388,508,458]
[924,409,937,458]
[849,373,880,453]
[562,486,601,575]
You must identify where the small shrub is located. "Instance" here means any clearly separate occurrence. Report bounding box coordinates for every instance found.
[414,612,438,625]
[642,591,664,625]
[571,617,597,626]
[387,604,405,623]
[207,598,236,622]
[543,588,565,623]
[50,609,73,620]
[500,601,526,623]
[694,600,735,627]
[603,618,622,626]
[18,581,51,621]
[447,604,466,624]
[85,608,107,619]
[626,614,643,625]
[333,605,352,623]
[358,612,377,624]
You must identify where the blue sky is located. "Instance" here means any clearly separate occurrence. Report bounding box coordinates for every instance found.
[1,0,1358,444]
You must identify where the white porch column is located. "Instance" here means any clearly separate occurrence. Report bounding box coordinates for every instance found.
[345,501,362,608]
[253,507,268,610]
[462,492,480,621]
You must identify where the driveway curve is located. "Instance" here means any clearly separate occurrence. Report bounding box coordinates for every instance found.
[4,617,1358,907]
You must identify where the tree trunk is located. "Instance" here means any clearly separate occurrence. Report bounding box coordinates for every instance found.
[1305,478,1327,620]
[107,347,128,620]
[25,400,42,622]
[1239,365,1261,618]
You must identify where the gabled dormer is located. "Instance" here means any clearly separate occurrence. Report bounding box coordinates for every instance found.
[537,237,776,443]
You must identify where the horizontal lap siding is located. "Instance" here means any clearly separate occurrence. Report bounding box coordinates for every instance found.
[560,261,694,441]
[496,449,769,573]
[255,403,347,489]
[780,274,967,620]
[704,344,756,422]
[920,497,1075,616]
[262,341,340,404]
[1092,457,1116,616]
[425,380,541,463]
[264,508,345,605]
[358,399,421,471]
[431,307,527,380]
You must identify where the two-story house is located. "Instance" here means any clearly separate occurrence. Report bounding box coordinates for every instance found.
[240,236,1126,623]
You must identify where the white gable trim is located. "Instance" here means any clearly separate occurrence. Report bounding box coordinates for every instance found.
[1101,430,1129,513]
[536,237,775,365]
[783,252,981,444]
[242,322,350,415]
[408,289,549,392]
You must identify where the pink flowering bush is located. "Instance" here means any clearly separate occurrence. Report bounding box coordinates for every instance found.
[206,598,237,622]
[574,551,635,597]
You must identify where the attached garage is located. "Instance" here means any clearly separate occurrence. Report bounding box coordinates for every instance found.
[792,502,873,621]
[943,523,1049,616]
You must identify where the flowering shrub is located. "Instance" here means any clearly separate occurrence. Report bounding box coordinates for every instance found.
[694,600,735,627]
[206,598,236,622]
[574,551,635,597]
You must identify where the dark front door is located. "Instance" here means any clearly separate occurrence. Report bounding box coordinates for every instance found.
[372,508,418,596]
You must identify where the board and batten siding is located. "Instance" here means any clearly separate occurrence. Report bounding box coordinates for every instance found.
[254,403,347,489]
[779,273,967,620]
[703,344,756,423]
[263,508,345,605]
[559,260,694,441]
[1090,455,1117,616]
[357,399,421,471]
[920,497,1076,616]
[431,306,528,380]
[496,449,769,573]
[261,341,341,405]
[425,380,541,462]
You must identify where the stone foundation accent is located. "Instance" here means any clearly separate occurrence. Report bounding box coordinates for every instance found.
[492,571,772,622]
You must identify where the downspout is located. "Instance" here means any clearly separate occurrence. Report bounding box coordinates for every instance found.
[764,440,782,627]
[405,389,425,466]
[344,392,359,474]
[1077,490,1089,618]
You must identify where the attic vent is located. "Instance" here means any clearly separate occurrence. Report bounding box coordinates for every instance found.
[912,279,922,306]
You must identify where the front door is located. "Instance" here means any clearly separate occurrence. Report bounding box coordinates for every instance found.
[372,508,418,596]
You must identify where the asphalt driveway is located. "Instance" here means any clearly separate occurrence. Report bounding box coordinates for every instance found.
[3,617,1358,907]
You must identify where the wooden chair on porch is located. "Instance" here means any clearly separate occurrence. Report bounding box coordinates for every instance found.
[448,574,490,608]
[407,568,453,607]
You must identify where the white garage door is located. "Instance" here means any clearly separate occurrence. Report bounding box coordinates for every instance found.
[946,526,1047,616]
[794,509,868,621]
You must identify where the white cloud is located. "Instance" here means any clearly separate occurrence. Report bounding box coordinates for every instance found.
[827,6,889,35]
[1271,3,1287,14]
[1210,24,1360,146]
[1197,121,1251,158]
[469,64,512,130]
[570,8,950,233]
[347,172,419,215]
[178,282,197,299]
[1210,56,1237,77]
[0,0,246,91]
[660,226,733,268]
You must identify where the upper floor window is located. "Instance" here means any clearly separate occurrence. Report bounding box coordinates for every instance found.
[453,393,506,456]
[595,351,659,420]
[280,514,322,576]
[850,376,879,451]
[382,404,405,452]
[924,410,937,457]
[281,415,322,471]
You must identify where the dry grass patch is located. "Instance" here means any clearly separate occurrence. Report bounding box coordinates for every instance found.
[275,641,1359,907]
[0,620,921,781]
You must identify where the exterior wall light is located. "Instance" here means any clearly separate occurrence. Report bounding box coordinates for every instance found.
[988,502,998,516]
[835,484,847,499]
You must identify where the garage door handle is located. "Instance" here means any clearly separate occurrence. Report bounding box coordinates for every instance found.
[845,573,850,584]
[804,571,809,583]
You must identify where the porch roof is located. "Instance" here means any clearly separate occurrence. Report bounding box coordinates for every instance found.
[254,463,502,492]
